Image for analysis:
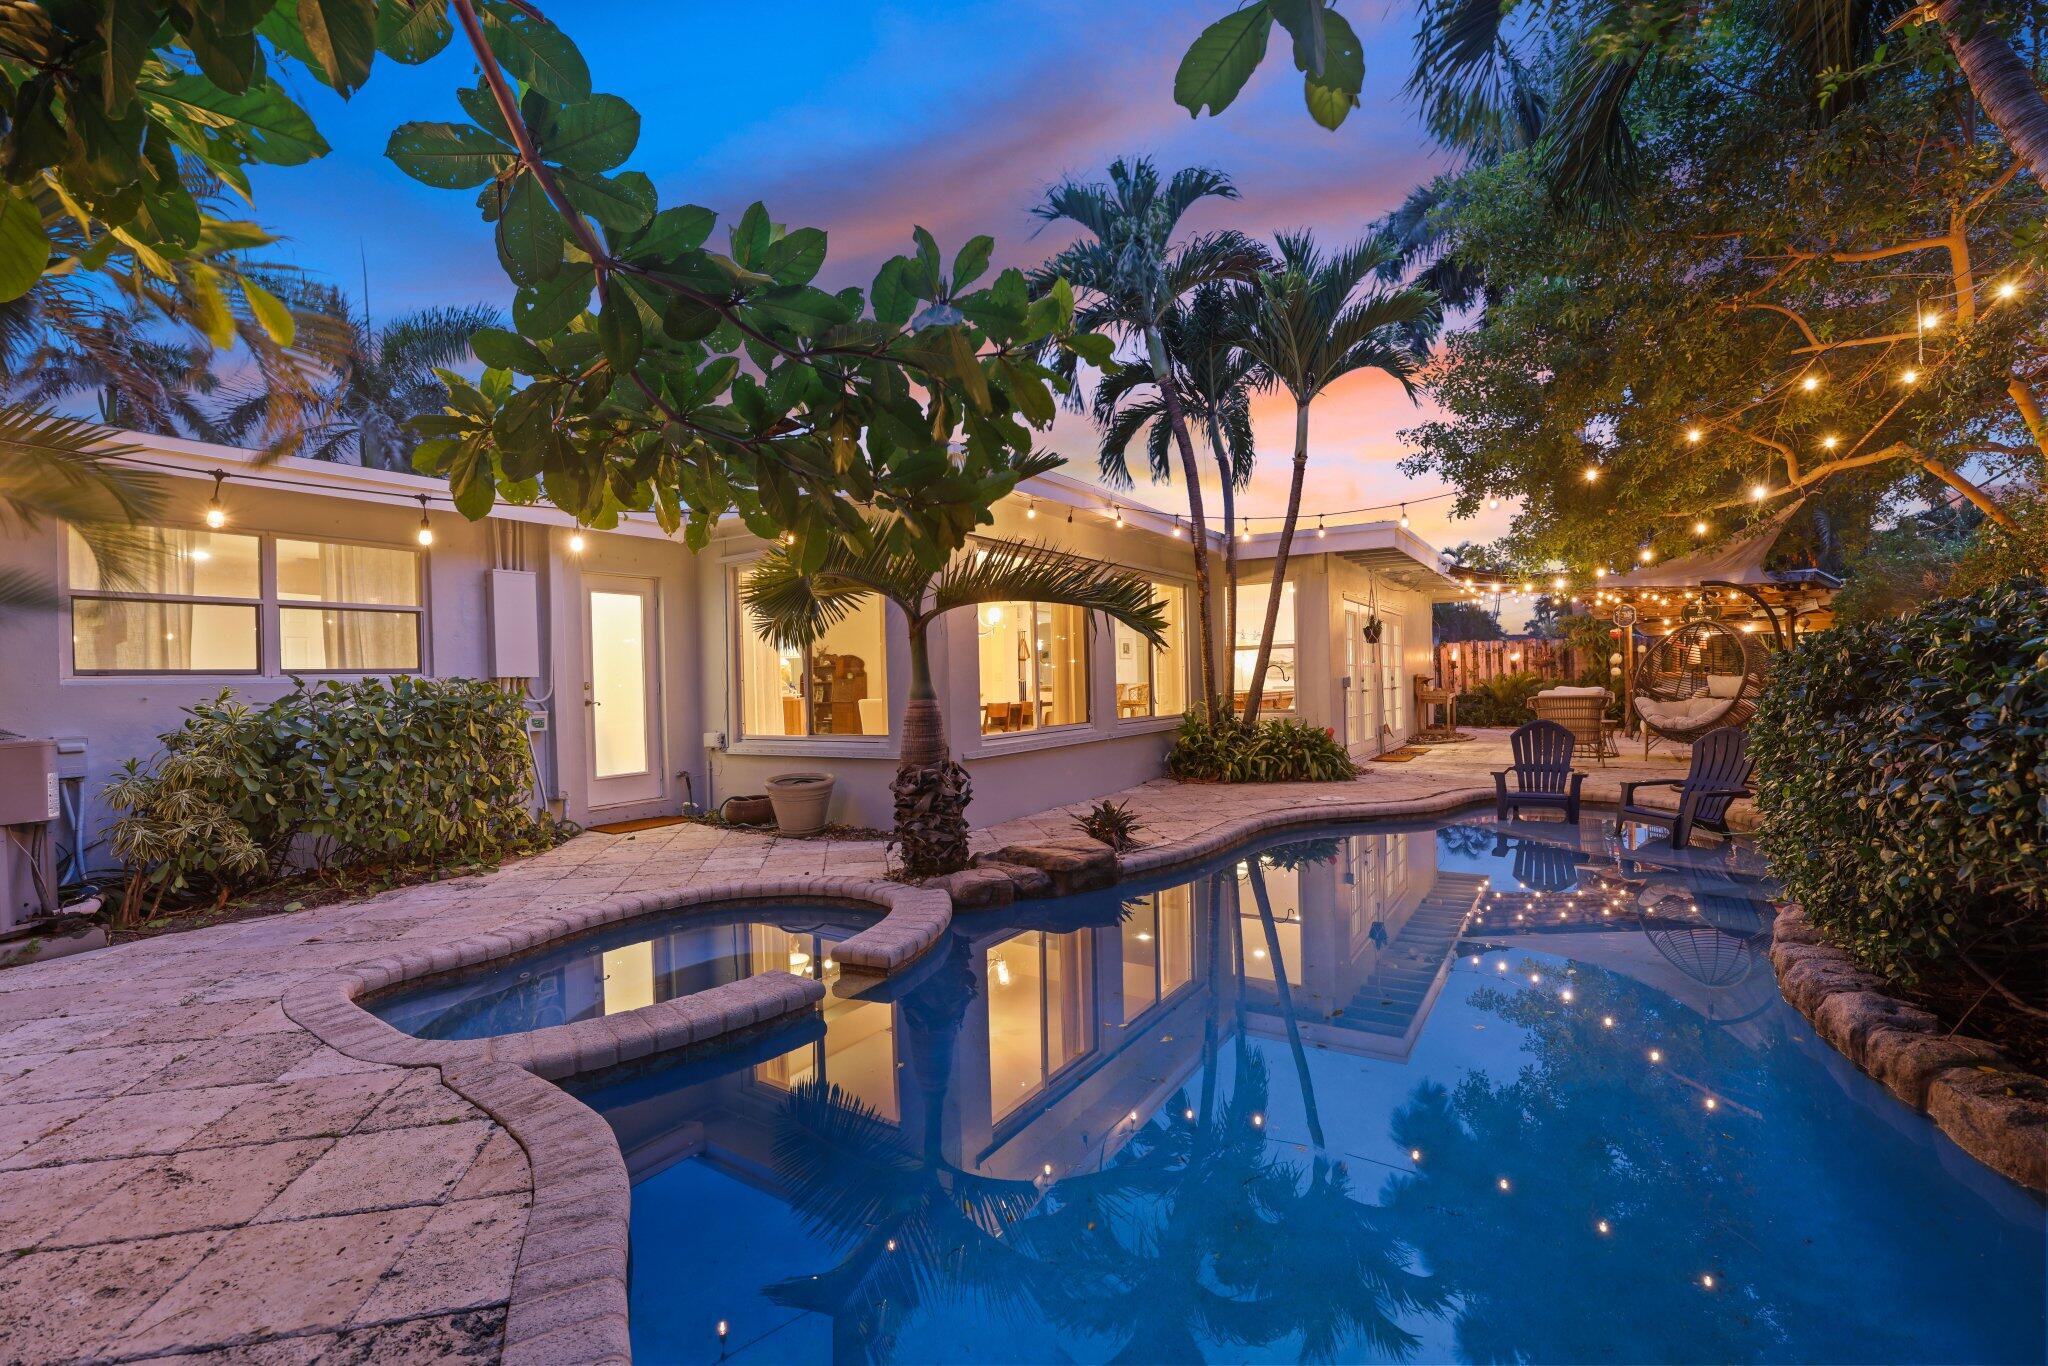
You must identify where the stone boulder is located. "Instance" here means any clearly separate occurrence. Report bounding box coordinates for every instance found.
[925,867,1016,910]
[974,860,1055,899]
[1926,1067,2048,1191]
[976,838,1118,896]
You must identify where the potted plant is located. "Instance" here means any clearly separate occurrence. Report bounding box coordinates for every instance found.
[765,772,836,835]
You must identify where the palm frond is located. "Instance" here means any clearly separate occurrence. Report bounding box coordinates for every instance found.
[930,538,1167,644]
[741,530,925,649]
[0,407,158,609]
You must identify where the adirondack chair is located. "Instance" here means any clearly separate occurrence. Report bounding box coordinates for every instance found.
[1615,726,1754,849]
[1491,831,1581,891]
[1493,720,1585,824]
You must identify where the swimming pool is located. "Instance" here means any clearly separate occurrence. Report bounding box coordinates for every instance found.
[370,904,871,1041]
[567,813,2043,1363]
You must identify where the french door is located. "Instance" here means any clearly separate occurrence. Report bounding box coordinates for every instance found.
[1343,604,1374,758]
[583,577,663,808]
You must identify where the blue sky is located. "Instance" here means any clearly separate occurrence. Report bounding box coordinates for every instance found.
[245,0,1513,551]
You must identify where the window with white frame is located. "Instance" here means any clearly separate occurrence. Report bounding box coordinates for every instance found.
[1113,580,1188,720]
[977,600,1089,735]
[1233,581,1297,711]
[736,578,889,738]
[67,525,424,675]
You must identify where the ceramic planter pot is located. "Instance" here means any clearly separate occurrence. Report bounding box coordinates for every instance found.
[765,772,836,835]
[719,794,774,826]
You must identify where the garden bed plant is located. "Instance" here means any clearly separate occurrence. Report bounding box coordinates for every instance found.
[1166,708,1357,782]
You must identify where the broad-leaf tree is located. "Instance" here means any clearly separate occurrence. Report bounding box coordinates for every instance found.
[1033,158,1269,711]
[1230,232,1435,723]
[741,521,1166,876]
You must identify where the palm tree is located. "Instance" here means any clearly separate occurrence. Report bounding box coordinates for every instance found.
[0,410,156,610]
[1229,233,1438,723]
[251,284,501,470]
[1410,0,2048,203]
[742,519,1167,876]
[1093,285,1262,681]
[1033,158,1269,712]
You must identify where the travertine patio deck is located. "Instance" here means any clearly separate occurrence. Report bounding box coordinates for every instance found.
[0,730,1710,1362]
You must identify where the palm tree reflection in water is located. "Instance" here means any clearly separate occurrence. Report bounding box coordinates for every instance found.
[762,852,1447,1364]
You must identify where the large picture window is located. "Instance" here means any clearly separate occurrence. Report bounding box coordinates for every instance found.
[986,928,1095,1121]
[68,526,421,675]
[978,600,1089,735]
[1119,885,1195,1024]
[737,582,888,738]
[1114,581,1188,720]
[1234,581,1297,712]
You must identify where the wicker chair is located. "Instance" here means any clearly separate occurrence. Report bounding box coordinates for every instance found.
[1531,686,1616,765]
[1632,620,1771,745]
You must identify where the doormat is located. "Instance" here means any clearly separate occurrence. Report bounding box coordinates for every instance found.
[589,815,690,835]
[1371,747,1425,763]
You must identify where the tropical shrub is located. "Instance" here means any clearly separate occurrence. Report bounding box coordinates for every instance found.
[1749,577,2047,983]
[1454,671,1548,726]
[1074,799,1145,852]
[105,677,559,923]
[1167,708,1357,783]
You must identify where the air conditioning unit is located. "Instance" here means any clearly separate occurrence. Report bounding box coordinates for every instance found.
[0,738,59,933]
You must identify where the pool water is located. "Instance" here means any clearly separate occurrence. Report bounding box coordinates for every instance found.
[370,905,870,1041]
[567,814,2045,1364]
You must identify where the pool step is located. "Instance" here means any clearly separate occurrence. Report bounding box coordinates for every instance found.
[1339,872,1488,1039]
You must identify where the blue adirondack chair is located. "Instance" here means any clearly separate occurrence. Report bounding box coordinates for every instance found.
[1493,720,1586,824]
[1615,725,1754,849]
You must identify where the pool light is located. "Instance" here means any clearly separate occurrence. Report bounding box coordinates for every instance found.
[1648,1048,1663,1063]
[1497,1177,1511,1192]
[1597,1220,1611,1235]
[1410,1148,1422,1163]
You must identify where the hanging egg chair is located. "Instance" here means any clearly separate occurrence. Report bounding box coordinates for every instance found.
[1631,618,1770,744]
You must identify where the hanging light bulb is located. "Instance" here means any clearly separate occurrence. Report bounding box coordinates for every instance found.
[1638,546,1655,563]
[1239,517,1250,542]
[1488,495,1501,509]
[1113,504,1124,528]
[1582,464,1600,482]
[415,495,434,547]
[781,531,796,546]
[1750,483,1769,502]
[1693,520,1710,537]
[1800,374,1820,392]
[1820,434,1839,450]
[1551,575,1566,591]
[1921,310,1940,331]
[1026,498,1037,520]
[1171,519,1183,538]
[1997,279,2018,299]
[568,531,587,554]
[1398,504,1410,528]
[1685,427,1703,444]
[204,470,229,529]
[1901,367,1919,384]
[1594,566,1607,579]
[1317,516,1326,539]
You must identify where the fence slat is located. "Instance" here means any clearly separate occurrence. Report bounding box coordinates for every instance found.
[1435,639,1576,693]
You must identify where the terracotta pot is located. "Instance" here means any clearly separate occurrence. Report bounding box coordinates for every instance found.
[765,772,836,835]
[719,794,774,826]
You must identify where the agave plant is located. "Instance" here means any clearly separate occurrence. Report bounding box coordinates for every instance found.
[742,516,1168,876]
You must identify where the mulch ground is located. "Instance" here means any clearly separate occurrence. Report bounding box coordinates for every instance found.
[1891,963,2048,1076]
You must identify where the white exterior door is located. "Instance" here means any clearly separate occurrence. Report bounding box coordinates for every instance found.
[1342,604,1373,758]
[583,577,663,808]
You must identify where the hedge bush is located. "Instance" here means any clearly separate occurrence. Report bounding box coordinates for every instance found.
[1749,577,2047,981]
[107,676,560,920]
[1167,708,1358,782]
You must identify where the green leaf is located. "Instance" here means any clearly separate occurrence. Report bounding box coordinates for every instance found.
[496,174,563,286]
[747,285,854,337]
[625,204,716,260]
[871,256,914,329]
[241,277,296,346]
[385,121,513,188]
[449,436,496,519]
[536,94,638,172]
[1301,8,1363,129]
[1174,1,1272,118]
[763,226,827,287]
[99,0,160,115]
[140,75,331,166]
[0,190,51,302]
[910,225,942,295]
[376,0,454,63]
[481,4,591,104]
[597,291,643,372]
[512,261,594,337]
[470,326,548,373]
[730,201,773,269]
[950,234,994,293]
[296,0,379,94]
[560,169,654,234]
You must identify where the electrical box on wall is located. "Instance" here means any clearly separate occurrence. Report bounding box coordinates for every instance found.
[488,569,541,679]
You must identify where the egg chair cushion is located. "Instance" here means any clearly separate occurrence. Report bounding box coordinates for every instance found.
[1705,672,1744,699]
[1637,696,1736,732]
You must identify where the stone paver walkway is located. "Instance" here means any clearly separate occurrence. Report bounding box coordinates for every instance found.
[0,730,1707,1361]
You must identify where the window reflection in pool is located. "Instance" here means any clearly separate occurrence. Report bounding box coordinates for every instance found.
[554,816,2042,1364]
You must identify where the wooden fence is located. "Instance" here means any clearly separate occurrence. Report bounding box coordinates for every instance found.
[1434,639,1580,693]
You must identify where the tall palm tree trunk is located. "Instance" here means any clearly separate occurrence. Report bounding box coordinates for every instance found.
[899,617,947,767]
[1208,413,1240,718]
[1148,329,1222,713]
[1241,403,1310,724]
[1938,1,2048,184]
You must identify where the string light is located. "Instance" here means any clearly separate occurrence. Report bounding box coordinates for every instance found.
[1693,520,1710,537]
[1594,566,1607,579]
[1820,434,1839,450]
[1638,546,1655,563]
[1113,505,1124,528]
[415,495,434,547]
[204,470,229,529]
[780,531,796,545]
[1026,498,1037,520]
[1488,495,1501,509]
[1685,427,1703,444]
[1171,519,1183,538]
[1750,483,1769,502]
[1900,367,1918,384]
[1551,575,1566,591]
[1921,311,1940,331]
[1398,504,1410,528]
[1317,516,1327,539]
[1239,517,1250,542]
[1582,464,1600,482]
[1997,279,2018,299]
[568,531,586,554]
[1799,374,1820,392]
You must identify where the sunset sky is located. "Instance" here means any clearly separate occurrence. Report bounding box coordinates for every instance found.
[246,0,1516,553]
